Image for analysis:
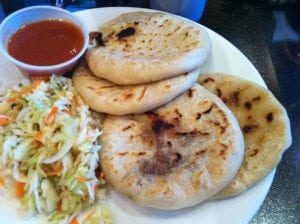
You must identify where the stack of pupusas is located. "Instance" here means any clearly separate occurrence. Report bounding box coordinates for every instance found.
[73,11,210,115]
[72,11,292,210]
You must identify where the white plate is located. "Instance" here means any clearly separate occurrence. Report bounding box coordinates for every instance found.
[0,7,275,224]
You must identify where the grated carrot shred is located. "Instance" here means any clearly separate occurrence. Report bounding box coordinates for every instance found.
[0,176,6,187]
[69,217,78,224]
[45,106,59,125]
[8,80,42,102]
[0,115,9,126]
[15,182,25,199]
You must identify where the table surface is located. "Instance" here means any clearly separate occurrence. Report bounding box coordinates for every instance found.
[0,1,299,223]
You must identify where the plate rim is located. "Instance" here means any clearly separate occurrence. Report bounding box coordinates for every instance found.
[0,6,274,224]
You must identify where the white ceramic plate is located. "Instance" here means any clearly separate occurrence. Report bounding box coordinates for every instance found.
[0,7,275,224]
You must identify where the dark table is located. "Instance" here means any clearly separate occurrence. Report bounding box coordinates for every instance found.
[0,0,299,223]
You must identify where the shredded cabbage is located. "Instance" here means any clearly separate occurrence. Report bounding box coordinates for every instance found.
[0,76,111,223]
[82,207,114,224]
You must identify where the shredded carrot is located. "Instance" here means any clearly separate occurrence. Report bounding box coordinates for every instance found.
[34,130,43,141]
[15,182,25,199]
[0,176,6,187]
[8,80,42,102]
[45,106,59,125]
[53,161,62,170]
[45,169,62,176]
[56,200,62,212]
[69,217,79,224]
[75,176,89,183]
[33,131,43,146]
[45,162,63,176]
[73,96,79,107]
[64,108,73,116]
[33,140,43,147]
[0,115,9,126]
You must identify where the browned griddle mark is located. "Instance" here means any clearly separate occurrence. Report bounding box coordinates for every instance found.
[219,150,226,157]
[139,114,184,175]
[134,21,139,26]
[107,31,115,39]
[202,104,214,114]
[196,113,202,120]
[201,77,215,84]
[123,92,134,100]
[138,152,146,156]
[124,43,130,49]
[117,27,135,39]
[89,31,105,46]
[230,91,240,106]
[266,112,274,123]
[175,130,209,136]
[118,152,128,156]
[252,96,261,102]
[138,87,147,100]
[174,108,182,117]
[100,85,114,89]
[87,85,113,94]
[89,32,98,43]
[216,88,222,97]
[219,143,228,158]
[250,149,259,157]
[244,101,252,110]
[87,86,95,91]
[221,97,228,104]
[140,129,155,146]
[136,179,143,187]
[196,149,206,156]
[174,153,182,162]
[214,120,227,134]
[122,125,132,131]
[151,118,175,135]
[173,25,181,33]
[221,143,228,149]
[187,88,194,98]
[173,117,180,123]
[139,150,182,175]
[243,124,258,133]
[215,121,220,126]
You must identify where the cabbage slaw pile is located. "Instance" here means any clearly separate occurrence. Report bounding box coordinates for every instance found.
[0,77,112,223]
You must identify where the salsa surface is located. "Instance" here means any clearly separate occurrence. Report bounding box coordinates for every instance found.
[8,19,84,66]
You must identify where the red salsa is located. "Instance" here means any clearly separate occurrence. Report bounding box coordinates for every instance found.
[8,19,84,66]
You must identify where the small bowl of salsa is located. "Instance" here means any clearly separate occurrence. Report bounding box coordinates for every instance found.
[0,6,89,80]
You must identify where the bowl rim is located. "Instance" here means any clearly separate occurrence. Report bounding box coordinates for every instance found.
[0,5,89,71]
